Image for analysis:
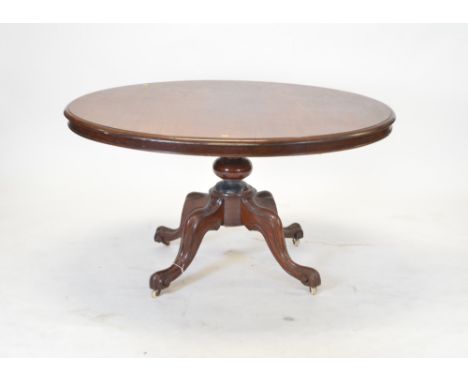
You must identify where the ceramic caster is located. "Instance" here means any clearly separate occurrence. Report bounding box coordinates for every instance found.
[151,289,161,298]
[292,237,300,246]
[309,287,317,295]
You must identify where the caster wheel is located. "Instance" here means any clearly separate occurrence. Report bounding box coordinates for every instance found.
[292,237,300,247]
[151,290,161,298]
[309,287,318,295]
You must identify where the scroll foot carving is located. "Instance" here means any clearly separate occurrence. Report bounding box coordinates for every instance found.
[284,222,304,246]
[283,222,303,239]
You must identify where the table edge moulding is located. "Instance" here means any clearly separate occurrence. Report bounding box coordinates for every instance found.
[64,80,395,157]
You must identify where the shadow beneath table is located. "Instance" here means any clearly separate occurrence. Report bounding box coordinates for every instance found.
[163,248,249,294]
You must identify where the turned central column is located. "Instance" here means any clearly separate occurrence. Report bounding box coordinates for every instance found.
[212,157,253,227]
[213,157,252,180]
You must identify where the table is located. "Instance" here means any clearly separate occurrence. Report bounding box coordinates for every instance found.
[64,80,395,297]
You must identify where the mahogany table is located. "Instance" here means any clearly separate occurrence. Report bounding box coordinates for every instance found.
[64,80,395,297]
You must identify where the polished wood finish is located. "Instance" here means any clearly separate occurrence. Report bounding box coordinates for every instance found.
[151,157,318,296]
[151,191,224,296]
[154,192,209,245]
[65,80,394,157]
[213,157,252,180]
[65,81,395,296]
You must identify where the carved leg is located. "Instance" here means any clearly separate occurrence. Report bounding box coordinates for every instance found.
[154,192,209,245]
[255,190,304,245]
[150,194,224,296]
[241,193,321,292]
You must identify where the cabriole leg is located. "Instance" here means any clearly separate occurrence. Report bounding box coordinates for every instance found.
[241,192,321,293]
[154,192,209,245]
[255,191,304,245]
[150,194,224,297]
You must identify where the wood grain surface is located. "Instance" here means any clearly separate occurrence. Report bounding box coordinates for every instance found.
[65,80,395,156]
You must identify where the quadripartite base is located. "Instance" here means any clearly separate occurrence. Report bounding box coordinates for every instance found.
[150,158,320,296]
[151,173,321,297]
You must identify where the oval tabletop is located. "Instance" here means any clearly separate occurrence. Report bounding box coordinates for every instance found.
[64,80,395,157]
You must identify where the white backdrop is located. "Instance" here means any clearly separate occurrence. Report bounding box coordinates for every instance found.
[1,24,467,356]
